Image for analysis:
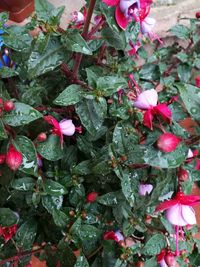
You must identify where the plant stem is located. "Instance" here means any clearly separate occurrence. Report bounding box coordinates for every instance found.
[73,0,97,77]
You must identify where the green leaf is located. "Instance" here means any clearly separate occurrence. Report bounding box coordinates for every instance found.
[142,234,166,255]
[100,3,119,33]
[37,134,65,161]
[177,64,191,82]
[169,25,190,39]
[73,160,93,175]
[61,30,92,55]
[14,136,38,175]
[176,83,200,121]
[121,170,139,205]
[76,98,107,135]
[52,209,69,227]
[11,177,35,191]
[43,179,67,196]
[3,102,42,126]
[97,76,127,96]
[0,12,9,24]
[144,257,157,267]
[0,208,19,226]
[102,26,126,50]
[0,67,18,78]
[3,25,32,51]
[54,84,83,106]
[75,255,90,267]
[42,195,63,214]
[27,37,69,78]
[0,119,8,140]
[97,191,123,206]
[16,219,37,250]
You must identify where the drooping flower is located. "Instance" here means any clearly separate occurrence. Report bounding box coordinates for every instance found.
[156,191,200,255]
[103,230,124,242]
[86,192,98,203]
[0,224,17,242]
[70,7,86,28]
[140,16,163,43]
[157,133,182,153]
[133,88,172,129]
[6,144,23,171]
[139,183,153,196]
[44,115,75,147]
[157,249,176,267]
[102,0,152,30]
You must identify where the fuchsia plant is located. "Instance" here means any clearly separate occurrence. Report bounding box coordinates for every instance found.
[0,0,200,266]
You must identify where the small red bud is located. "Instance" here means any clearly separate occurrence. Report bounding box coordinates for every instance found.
[196,12,200,19]
[157,133,181,153]
[136,261,144,267]
[86,192,98,203]
[6,144,23,171]
[3,100,15,112]
[178,168,189,182]
[0,154,6,164]
[164,252,176,267]
[37,133,47,142]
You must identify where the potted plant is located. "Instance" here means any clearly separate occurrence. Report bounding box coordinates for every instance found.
[0,0,34,22]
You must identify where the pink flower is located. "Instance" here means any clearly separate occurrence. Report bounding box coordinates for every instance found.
[44,115,75,147]
[140,17,163,43]
[157,249,168,267]
[59,119,75,136]
[6,144,23,171]
[102,0,152,30]
[139,183,153,196]
[157,250,176,267]
[195,76,200,88]
[156,191,200,255]
[103,230,124,242]
[133,89,172,129]
[70,7,87,28]
[157,133,181,153]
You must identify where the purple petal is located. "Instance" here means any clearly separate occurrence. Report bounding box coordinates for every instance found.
[139,184,153,196]
[59,119,75,136]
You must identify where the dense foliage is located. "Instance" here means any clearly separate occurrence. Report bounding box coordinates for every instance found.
[0,0,200,266]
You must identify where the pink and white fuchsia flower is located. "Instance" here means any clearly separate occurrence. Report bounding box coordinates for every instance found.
[156,191,200,255]
[133,89,172,129]
[103,230,124,242]
[44,115,75,147]
[102,0,152,30]
[139,183,153,196]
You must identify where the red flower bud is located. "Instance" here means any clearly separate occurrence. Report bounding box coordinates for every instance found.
[86,192,98,203]
[0,154,6,164]
[178,168,189,182]
[3,100,15,112]
[37,132,47,142]
[164,251,176,267]
[136,261,144,267]
[196,12,200,19]
[6,144,23,171]
[195,76,200,88]
[157,133,181,153]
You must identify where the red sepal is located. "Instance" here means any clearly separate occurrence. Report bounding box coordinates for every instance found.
[44,115,63,146]
[115,5,129,30]
[143,109,153,130]
[102,0,119,6]
[154,103,172,124]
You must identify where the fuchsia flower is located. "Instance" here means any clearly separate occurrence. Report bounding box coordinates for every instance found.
[0,224,17,242]
[71,7,87,28]
[133,89,172,129]
[86,192,98,203]
[44,115,75,147]
[157,133,181,153]
[102,0,152,30]
[139,183,153,196]
[157,249,176,267]
[103,230,124,242]
[156,191,200,255]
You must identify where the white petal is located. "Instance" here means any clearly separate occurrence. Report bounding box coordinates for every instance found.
[187,149,193,159]
[59,119,75,136]
[159,259,168,267]
[166,204,188,226]
[134,89,158,109]
[115,231,124,242]
[119,0,138,16]
[181,205,196,225]
[139,184,153,196]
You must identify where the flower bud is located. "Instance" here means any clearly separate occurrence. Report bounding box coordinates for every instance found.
[195,76,200,88]
[164,251,176,267]
[86,192,98,203]
[3,100,15,112]
[196,12,200,19]
[178,168,189,182]
[6,144,23,171]
[37,132,47,142]
[136,261,144,267]
[157,133,181,153]
[0,154,6,164]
